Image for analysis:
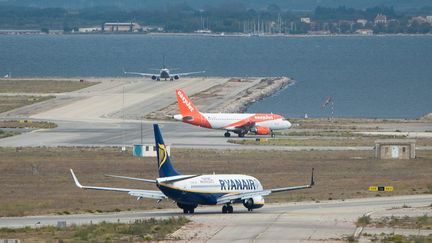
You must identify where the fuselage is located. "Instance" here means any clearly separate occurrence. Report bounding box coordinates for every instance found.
[160,69,170,79]
[157,174,263,205]
[174,112,291,131]
[203,113,290,130]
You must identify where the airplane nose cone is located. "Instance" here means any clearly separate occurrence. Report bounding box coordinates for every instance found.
[285,120,292,129]
[173,114,183,121]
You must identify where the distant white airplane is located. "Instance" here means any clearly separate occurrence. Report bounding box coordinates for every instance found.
[123,56,205,81]
[70,124,315,214]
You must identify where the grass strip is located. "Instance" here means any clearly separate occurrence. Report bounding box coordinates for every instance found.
[0,216,190,242]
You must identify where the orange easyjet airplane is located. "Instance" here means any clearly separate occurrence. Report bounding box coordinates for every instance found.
[173,89,292,137]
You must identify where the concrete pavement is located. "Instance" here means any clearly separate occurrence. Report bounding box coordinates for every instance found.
[1,195,430,242]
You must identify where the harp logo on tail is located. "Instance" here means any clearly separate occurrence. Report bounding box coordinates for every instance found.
[158,143,167,169]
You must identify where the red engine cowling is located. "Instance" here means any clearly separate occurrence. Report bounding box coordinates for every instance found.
[255,126,270,135]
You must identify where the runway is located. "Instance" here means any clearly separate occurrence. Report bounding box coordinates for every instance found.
[1,195,431,242]
[0,76,277,148]
[1,77,431,149]
[1,118,432,151]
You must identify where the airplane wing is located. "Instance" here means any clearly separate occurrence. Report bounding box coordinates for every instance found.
[224,120,255,133]
[70,169,167,200]
[172,71,206,76]
[217,168,314,205]
[123,71,158,77]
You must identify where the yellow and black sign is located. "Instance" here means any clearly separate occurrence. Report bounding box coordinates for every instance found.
[19,120,32,123]
[369,186,393,192]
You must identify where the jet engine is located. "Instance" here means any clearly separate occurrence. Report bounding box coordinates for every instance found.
[151,75,157,80]
[254,126,271,135]
[174,75,180,80]
[243,196,264,210]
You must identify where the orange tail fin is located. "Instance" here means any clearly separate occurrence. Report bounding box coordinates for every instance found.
[176,89,200,116]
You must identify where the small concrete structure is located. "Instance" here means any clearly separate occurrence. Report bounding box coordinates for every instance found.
[78,27,102,33]
[103,22,141,32]
[374,14,387,24]
[375,139,416,160]
[300,17,311,24]
[133,144,170,157]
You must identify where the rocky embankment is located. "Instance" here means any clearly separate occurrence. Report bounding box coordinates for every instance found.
[221,77,292,113]
[421,113,432,121]
[145,77,293,120]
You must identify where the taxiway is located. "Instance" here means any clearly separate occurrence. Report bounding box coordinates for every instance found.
[1,195,430,242]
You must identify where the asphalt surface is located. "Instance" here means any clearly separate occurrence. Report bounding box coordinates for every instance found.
[1,78,431,241]
[1,77,431,149]
[1,195,431,242]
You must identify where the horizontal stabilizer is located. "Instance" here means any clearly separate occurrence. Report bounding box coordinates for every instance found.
[157,174,200,183]
[182,116,194,121]
[104,174,156,183]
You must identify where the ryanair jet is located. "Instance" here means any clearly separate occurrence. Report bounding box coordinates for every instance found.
[70,124,314,214]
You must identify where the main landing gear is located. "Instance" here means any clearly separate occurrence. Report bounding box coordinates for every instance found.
[224,131,246,138]
[183,208,194,214]
[222,204,233,213]
[177,202,197,214]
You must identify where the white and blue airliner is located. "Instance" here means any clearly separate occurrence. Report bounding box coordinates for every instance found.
[70,124,315,214]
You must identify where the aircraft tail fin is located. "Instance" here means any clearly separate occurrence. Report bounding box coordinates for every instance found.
[176,89,200,116]
[154,124,180,178]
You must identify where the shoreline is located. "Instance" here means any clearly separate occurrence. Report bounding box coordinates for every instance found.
[223,77,292,113]
[1,32,432,38]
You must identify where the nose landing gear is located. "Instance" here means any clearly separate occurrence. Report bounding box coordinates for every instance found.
[183,208,195,214]
[222,204,233,213]
[224,131,231,137]
[177,202,197,214]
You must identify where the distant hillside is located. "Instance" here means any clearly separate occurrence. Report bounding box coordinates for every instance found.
[1,0,431,11]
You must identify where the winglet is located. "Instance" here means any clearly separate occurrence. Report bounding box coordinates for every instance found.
[70,169,83,188]
[310,168,315,187]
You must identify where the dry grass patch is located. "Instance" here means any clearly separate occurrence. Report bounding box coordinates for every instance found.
[0,120,57,129]
[0,129,19,139]
[0,217,189,242]
[0,95,54,113]
[229,137,377,146]
[0,79,97,93]
[372,215,432,229]
[0,147,431,216]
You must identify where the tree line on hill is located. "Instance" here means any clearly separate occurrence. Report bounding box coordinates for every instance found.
[0,4,431,34]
